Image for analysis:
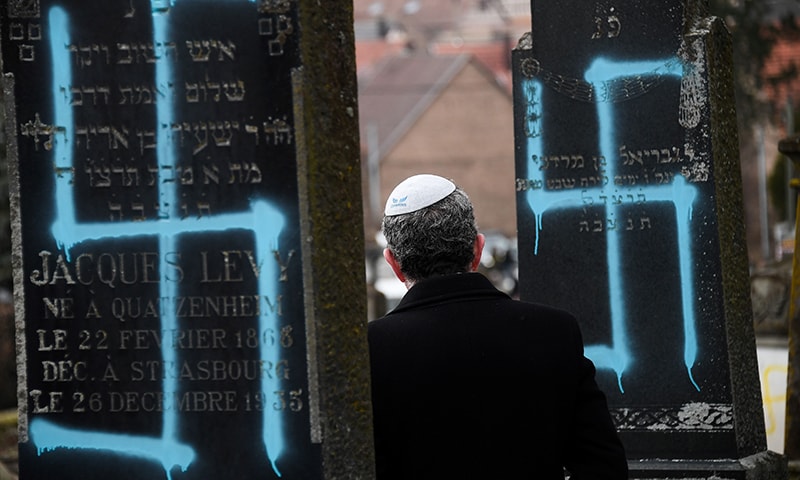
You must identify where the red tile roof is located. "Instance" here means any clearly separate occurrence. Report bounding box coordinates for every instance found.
[762,32,800,114]
[356,40,408,74]
[431,39,514,91]
[353,0,464,25]
[358,53,472,158]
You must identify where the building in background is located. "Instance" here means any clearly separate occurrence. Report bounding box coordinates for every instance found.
[358,53,516,238]
[355,0,528,316]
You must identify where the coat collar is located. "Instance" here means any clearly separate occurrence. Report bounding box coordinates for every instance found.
[388,272,509,314]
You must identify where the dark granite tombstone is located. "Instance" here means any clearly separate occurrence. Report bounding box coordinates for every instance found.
[2,1,373,479]
[513,1,786,477]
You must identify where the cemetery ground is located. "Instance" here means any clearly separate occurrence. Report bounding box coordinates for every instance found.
[0,409,16,479]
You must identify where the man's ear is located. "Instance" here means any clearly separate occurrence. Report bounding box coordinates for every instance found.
[383,248,407,283]
[470,233,486,272]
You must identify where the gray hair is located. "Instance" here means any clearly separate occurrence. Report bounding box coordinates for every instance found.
[382,186,478,282]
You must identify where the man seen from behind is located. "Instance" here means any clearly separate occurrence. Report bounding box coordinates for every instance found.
[368,174,628,479]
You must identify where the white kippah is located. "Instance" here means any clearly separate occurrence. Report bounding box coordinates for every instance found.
[384,174,456,216]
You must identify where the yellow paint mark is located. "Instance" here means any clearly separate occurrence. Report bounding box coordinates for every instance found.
[762,364,789,435]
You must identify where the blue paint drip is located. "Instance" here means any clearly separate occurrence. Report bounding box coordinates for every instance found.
[584,57,683,84]
[593,95,631,394]
[151,6,175,219]
[152,0,256,9]
[672,177,700,391]
[522,55,702,392]
[36,3,289,477]
[253,201,286,477]
[49,7,76,255]
[31,418,195,474]
[522,79,583,255]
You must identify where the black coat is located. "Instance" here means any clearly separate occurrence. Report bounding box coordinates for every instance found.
[368,272,628,479]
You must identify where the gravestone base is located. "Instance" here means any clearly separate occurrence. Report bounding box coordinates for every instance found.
[628,451,787,479]
[789,460,800,480]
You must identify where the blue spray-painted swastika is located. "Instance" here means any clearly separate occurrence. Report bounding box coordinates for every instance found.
[31,2,290,478]
[522,56,700,393]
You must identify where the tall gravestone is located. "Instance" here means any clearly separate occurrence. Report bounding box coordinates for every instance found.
[1,0,373,479]
[513,1,786,477]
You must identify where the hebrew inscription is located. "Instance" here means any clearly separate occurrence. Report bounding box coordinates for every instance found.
[3,1,321,479]
[514,1,738,438]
